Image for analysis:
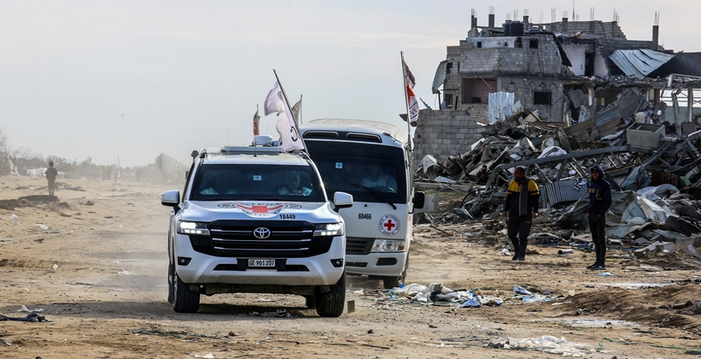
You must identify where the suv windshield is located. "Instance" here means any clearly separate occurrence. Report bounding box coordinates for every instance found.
[189,164,325,202]
[305,141,407,203]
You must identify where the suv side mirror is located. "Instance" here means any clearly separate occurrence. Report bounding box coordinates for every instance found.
[413,191,425,209]
[161,190,180,207]
[333,191,353,210]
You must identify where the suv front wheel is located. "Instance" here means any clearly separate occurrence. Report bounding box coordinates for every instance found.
[314,272,346,317]
[170,264,200,313]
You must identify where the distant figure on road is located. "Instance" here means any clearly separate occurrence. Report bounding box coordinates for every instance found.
[44,161,58,196]
[503,166,539,261]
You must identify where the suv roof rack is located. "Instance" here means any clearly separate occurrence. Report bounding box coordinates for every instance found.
[219,146,284,155]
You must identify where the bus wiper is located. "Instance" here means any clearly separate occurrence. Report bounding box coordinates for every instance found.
[350,183,397,210]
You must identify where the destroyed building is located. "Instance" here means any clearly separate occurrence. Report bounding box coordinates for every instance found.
[415,11,701,166]
[413,11,701,252]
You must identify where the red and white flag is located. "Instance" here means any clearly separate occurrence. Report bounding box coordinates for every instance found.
[264,81,304,152]
[402,58,419,126]
[253,108,260,136]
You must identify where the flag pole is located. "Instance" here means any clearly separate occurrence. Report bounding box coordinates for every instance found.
[299,94,303,125]
[272,69,307,152]
[400,52,412,151]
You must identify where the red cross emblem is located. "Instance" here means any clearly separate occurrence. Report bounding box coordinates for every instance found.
[234,203,285,217]
[383,219,396,231]
[378,214,400,236]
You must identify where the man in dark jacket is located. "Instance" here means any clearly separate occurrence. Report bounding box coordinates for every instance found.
[503,166,539,261]
[476,165,490,184]
[44,161,59,196]
[587,165,612,270]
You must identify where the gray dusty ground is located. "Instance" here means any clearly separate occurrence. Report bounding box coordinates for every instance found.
[1,175,700,358]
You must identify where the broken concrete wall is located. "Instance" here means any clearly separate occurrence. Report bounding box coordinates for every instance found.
[544,20,627,39]
[414,109,488,167]
[458,34,565,78]
[562,44,588,76]
[442,45,466,110]
[498,77,566,122]
[560,42,608,77]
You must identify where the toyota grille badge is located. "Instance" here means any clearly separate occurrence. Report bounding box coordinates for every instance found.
[253,227,271,239]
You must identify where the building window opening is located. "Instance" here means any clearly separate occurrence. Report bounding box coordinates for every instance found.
[529,39,538,49]
[476,42,482,48]
[533,91,552,105]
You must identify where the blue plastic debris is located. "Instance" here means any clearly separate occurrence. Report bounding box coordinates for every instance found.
[514,285,532,295]
[460,296,482,308]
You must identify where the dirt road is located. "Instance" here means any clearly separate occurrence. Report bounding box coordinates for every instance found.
[1,176,700,358]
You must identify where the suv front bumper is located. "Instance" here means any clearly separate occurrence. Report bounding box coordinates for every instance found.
[174,233,345,286]
[345,252,407,276]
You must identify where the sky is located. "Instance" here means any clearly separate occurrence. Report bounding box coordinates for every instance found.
[1,0,698,167]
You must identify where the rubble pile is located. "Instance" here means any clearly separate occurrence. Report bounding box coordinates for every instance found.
[417,87,701,256]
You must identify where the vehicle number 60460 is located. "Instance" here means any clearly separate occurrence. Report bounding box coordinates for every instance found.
[358,213,372,220]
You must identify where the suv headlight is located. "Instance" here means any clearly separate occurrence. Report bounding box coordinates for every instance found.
[371,239,406,252]
[314,223,344,237]
[178,221,210,235]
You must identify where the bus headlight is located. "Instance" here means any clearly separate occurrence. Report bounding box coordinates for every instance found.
[371,239,406,252]
[314,223,344,237]
[178,221,210,235]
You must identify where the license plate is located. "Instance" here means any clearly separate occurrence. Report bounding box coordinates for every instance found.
[248,259,276,268]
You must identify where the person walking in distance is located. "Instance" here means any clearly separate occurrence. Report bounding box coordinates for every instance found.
[44,161,58,196]
[587,165,612,270]
[503,166,540,261]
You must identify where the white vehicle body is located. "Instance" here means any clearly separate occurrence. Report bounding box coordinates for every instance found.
[300,119,424,289]
[161,140,352,316]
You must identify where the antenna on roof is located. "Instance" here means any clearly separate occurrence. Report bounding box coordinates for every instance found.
[590,7,595,21]
[551,8,556,23]
[654,11,660,26]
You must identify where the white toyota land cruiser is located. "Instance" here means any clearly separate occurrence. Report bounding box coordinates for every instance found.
[161,136,353,317]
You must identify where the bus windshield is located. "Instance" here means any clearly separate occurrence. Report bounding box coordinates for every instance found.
[305,141,407,204]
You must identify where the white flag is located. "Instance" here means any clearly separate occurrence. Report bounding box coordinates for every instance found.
[403,58,419,126]
[264,81,304,152]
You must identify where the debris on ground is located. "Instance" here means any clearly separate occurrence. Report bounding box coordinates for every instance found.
[0,312,50,322]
